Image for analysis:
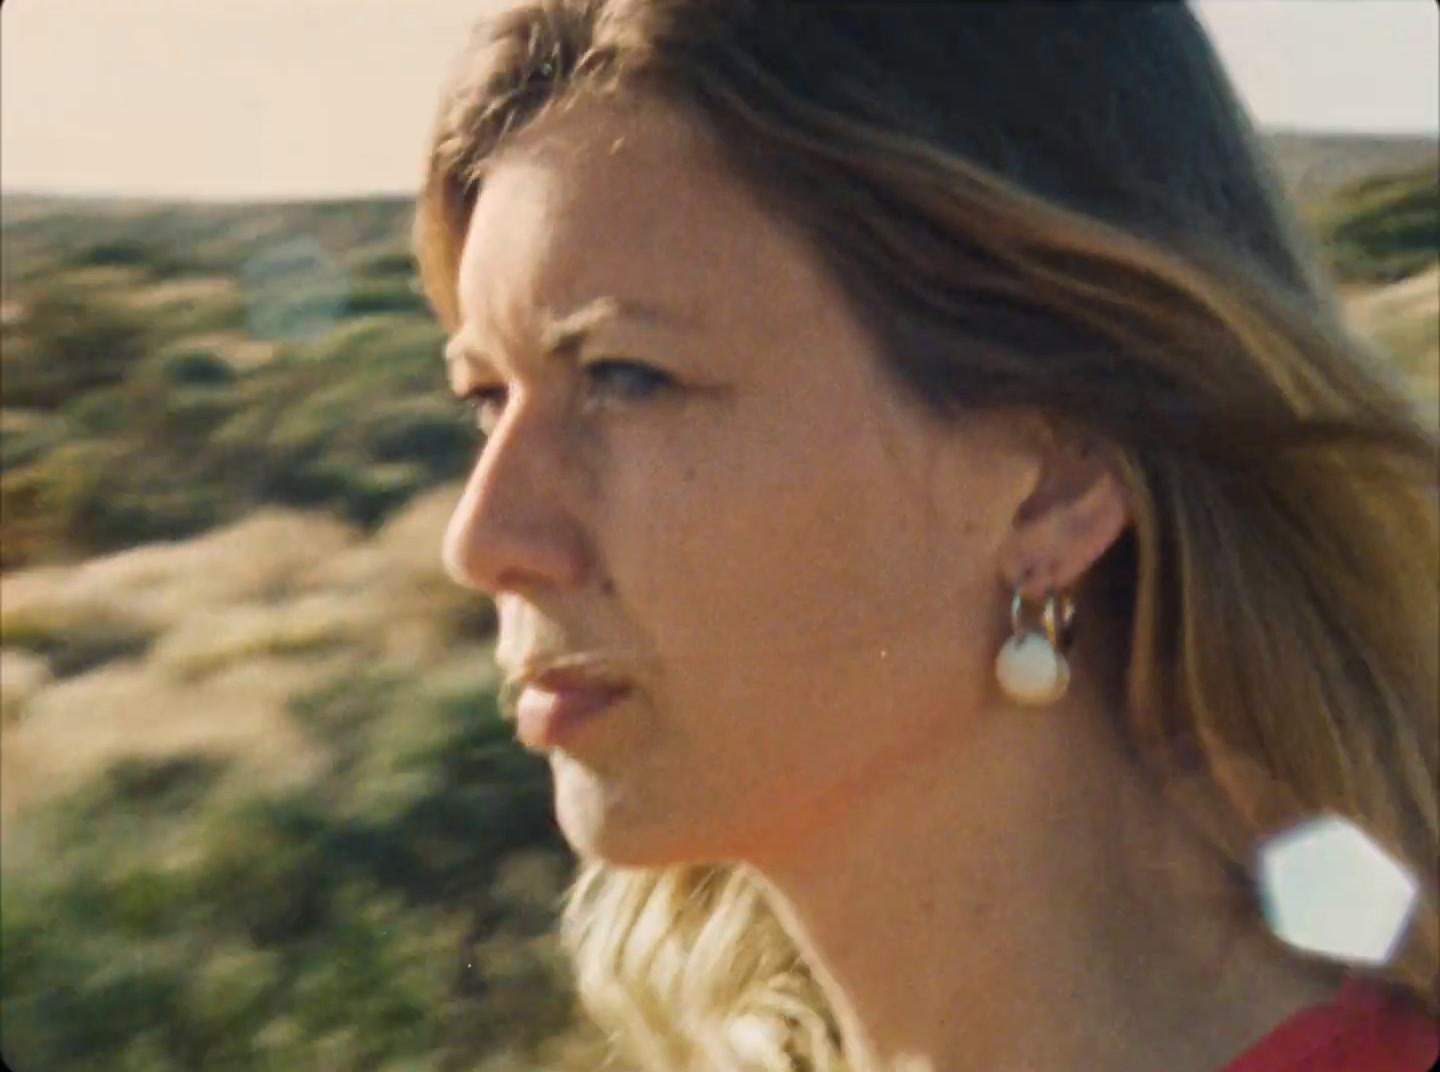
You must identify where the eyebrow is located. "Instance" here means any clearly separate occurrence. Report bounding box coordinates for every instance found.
[443,296,688,374]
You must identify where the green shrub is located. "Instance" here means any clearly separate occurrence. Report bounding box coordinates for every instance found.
[173,388,241,431]
[63,385,142,437]
[261,458,355,512]
[147,348,239,388]
[15,440,225,555]
[345,278,427,317]
[100,755,230,815]
[0,612,156,678]
[356,398,475,477]
[1,410,70,472]
[349,248,418,279]
[0,645,597,1072]
[1318,166,1439,283]
[81,238,156,268]
[2,289,151,409]
[66,238,196,280]
[303,315,445,390]
[338,462,430,529]
[146,296,249,342]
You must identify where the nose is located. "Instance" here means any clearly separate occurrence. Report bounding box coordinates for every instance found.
[442,404,590,596]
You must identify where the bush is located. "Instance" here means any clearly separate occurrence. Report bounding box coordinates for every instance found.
[144,294,249,342]
[0,661,589,1072]
[349,248,419,279]
[338,463,431,529]
[2,289,151,409]
[147,348,238,388]
[63,386,142,437]
[0,610,156,678]
[1318,166,1439,283]
[345,278,427,318]
[356,398,475,476]
[8,439,227,558]
[80,238,156,269]
[97,755,230,817]
[67,238,195,280]
[261,458,355,512]
[1,410,70,473]
[299,315,445,387]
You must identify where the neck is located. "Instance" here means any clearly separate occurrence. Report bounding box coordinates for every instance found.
[742,683,1341,1072]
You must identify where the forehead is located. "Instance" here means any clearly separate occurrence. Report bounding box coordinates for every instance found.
[454,94,841,348]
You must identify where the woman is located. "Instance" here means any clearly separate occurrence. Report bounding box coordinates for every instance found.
[414,2,1438,1070]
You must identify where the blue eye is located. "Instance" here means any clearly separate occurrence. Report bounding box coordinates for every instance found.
[461,361,672,439]
[585,359,672,400]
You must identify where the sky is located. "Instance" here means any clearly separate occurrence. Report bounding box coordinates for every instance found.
[1,0,1436,201]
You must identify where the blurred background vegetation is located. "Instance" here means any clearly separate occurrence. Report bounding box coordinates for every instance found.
[1,134,1437,1071]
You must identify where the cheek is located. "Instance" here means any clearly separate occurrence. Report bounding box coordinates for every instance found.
[581,410,1005,857]
[607,403,983,739]
[607,412,890,661]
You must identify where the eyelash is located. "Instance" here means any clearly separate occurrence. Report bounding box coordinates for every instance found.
[462,360,674,436]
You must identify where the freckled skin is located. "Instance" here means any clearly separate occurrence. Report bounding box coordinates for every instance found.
[442,95,1041,867]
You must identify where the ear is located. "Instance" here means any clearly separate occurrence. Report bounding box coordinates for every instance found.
[995,424,1131,596]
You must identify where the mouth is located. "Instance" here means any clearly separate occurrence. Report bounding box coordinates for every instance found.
[512,679,633,752]
[501,663,633,714]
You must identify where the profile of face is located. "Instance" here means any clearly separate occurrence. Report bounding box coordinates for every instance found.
[442,93,1104,869]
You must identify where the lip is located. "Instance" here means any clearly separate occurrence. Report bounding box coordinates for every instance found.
[515,681,631,751]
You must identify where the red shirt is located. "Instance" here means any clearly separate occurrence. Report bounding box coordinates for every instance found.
[1219,977,1439,1072]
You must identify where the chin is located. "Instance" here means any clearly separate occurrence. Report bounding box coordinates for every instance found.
[560,820,714,871]
[552,771,746,870]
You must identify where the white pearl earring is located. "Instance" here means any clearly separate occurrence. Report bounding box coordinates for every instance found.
[995,585,1075,706]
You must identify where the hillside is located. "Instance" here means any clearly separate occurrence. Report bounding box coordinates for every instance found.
[1264,129,1438,203]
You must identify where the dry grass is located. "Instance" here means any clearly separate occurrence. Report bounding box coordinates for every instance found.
[47,265,148,292]
[0,485,491,822]
[178,331,279,371]
[1346,264,1440,326]
[147,594,384,681]
[1,509,362,638]
[302,482,495,662]
[1342,264,1440,425]
[0,655,332,818]
[0,650,52,726]
[126,277,238,311]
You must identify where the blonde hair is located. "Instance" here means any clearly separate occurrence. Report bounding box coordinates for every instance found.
[414,3,1439,1068]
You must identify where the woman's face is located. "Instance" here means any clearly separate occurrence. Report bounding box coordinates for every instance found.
[443,94,1044,868]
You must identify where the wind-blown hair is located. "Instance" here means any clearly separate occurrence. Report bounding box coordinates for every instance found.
[414,3,1439,1069]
